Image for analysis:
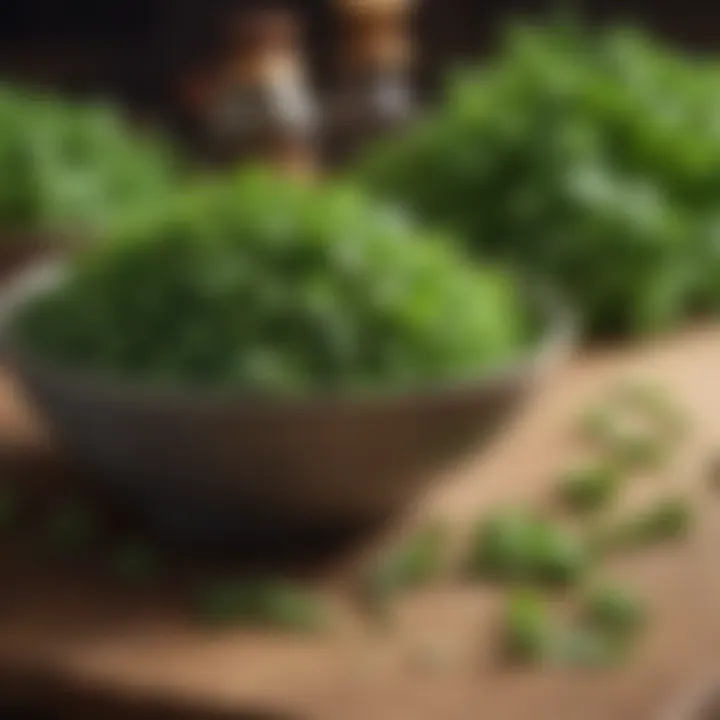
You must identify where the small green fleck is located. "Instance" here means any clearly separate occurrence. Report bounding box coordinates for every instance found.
[578,406,616,445]
[468,512,536,582]
[502,589,555,665]
[558,463,621,514]
[598,497,692,553]
[360,560,398,627]
[612,381,686,437]
[195,579,325,632]
[399,524,446,587]
[469,512,587,588]
[582,584,645,640]
[529,522,588,587]
[359,524,446,625]
[609,431,665,470]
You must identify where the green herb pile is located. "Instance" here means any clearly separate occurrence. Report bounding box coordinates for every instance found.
[14,168,528,393]
[359,21,720,336]
[0,85,175,236]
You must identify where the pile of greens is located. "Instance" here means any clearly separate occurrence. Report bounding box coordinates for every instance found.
[15,168,528,392]
[0,85,175,237]
[359,21,720,336]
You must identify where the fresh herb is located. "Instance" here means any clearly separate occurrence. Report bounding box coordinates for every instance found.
[468,512,537,582]
[531,521,589,586]
[582,584,645,640]
[607,431,666,471]
[502,590,555,664]
[596,497,692,553]
[195,579,325,632]
[360,21,720,337]
[502,589,635,669]
[578,406,617,445]
[0,86,175,234]
[611,381,686,436]
[469,512,587,587]
[360,525,445,623]
[15,169,529,393]
[558,463,621,514]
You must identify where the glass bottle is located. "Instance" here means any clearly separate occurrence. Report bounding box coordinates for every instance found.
[328,0,416,167]
[207,9,318,178]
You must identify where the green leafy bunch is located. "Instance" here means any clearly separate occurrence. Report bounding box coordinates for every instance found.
[0,84,175,236]
[360,20,720,336]
[15,168,529,392]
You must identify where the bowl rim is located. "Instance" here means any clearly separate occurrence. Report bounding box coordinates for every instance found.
[0,257,577,410]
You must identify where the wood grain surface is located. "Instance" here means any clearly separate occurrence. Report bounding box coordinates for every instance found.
[1,326,720,720]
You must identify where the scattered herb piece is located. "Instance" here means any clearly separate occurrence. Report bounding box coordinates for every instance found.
[608,430,666,471]
[578,406,663,469]
[530,521,588,587]
[558,463,622,514]
[597,497,692,554]
[502,590,555,665]
[469,513,587,588]
[582,584,645,640]
[360,524,446,624]
[578,406,617,445]
[502,590,634,669]
[360,558,400,626]
[394,525,446,588]
[195,579,325,632]
[468,512,537,582]
[612,381,686,437]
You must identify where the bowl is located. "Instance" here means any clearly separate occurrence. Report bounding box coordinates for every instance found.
[0,259,575,546]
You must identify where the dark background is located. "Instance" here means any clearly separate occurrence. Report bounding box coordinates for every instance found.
[0,0,716,120]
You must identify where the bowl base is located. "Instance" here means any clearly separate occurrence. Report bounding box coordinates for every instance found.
[123,485,393,560]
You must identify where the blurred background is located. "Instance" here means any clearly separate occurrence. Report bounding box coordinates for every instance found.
[0,0,712,119]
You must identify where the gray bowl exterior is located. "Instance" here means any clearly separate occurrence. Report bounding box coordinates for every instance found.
[0,260,575,534]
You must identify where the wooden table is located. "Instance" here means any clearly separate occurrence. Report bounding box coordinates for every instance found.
[1,327,720,720]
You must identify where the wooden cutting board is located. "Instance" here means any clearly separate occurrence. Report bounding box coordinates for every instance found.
[2,327,720,720]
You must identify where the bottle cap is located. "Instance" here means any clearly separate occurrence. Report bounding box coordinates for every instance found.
[231,9,301,56]
[339,5,414,71]
[221,9,307,88]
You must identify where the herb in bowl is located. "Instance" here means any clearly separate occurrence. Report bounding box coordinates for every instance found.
[13,169,532,395]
